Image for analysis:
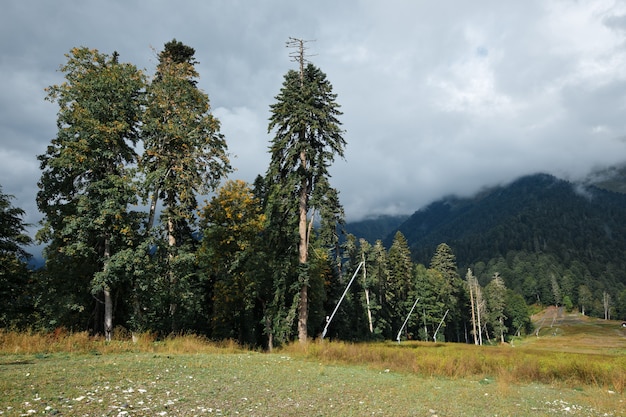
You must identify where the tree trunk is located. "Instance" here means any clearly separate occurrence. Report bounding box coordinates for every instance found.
[468,272,478,345]
[476,301,483,346]
[603,291,610,320]
[265,315,274,352]
[147,189,159,230]
[104,237,113,342]
[104,287,113,342]
[297,151,309,343]
[168,208,178,333]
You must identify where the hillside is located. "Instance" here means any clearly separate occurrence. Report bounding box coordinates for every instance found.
[405,174,625,271]
[345,173,626,314]
[342,214,408,244]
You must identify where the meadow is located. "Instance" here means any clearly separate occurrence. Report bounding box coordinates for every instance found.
[0,313,624,416]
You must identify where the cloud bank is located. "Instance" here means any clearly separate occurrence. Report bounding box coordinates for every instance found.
[1,0,625,236]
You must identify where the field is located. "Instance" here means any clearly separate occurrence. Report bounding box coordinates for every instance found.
[1,311,624,416]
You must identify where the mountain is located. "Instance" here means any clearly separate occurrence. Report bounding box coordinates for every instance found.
[343,173,626,307]
[343,214,409,244]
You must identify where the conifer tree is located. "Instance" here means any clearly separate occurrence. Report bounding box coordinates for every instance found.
[386,231,414,337]
[429,243,462,341]
[369,239,391,337]
[0,185,33,327]
[466,268,480,345]
[485,272,508,343]
[266,40,345,343]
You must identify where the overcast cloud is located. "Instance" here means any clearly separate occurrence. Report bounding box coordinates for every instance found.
[2,1,626,243]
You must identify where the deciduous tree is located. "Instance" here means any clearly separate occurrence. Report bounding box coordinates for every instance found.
[198,180,265,343]
[141,39,231,332]
[37,47,145,340]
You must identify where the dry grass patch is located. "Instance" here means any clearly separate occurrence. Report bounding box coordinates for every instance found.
[282,339,626,393]
[0,329,246,356]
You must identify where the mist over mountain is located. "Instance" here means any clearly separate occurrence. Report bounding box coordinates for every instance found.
[345,172,626,300]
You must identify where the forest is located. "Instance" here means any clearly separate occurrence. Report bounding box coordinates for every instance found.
[2,39,623,350]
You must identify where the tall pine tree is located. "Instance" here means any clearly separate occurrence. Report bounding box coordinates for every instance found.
[266,40,345,343]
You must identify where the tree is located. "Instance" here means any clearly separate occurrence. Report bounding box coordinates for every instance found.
[578,284,593,316]
[485,272,508,343]
[141,39,231,332]
[266,39,345,343]
[429,243,462,341]
[368,240,391,338]
[465,268,480,345]
[504,290,531,336]
[550,273,562,307]
[37,47,145,340]
[386,231,414,337]
[0,185,33,327]
[602,291,612,320]
[198,180,266,344]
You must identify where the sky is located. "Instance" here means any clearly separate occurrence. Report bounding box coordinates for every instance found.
[2,0,626,245]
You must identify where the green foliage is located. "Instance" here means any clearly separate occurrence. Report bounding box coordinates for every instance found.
[37,47,145,337]
[388,174,626,320]
[485,273,508,342]
[265,60,345,342]
[140,39,231,333]
[0,185,34,328]
[198,180,266,344]
[385,232,414,336]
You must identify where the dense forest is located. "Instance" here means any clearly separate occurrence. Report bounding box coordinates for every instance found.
[2,39,624,350]
[347,173,626,321]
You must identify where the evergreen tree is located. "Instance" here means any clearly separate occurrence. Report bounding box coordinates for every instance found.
[266,53,345,342]
[386,231,414,338]
[485,272,508,343]
[465,268,480,345]
[0,185,33,328]
[368,240,391,338]
[141,39,231,332]
[577,284,593,316]
[429,243,462,341]
[37,47,145,340]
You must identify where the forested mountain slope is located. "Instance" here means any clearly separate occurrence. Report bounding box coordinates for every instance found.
[342,214,408,244]
[386,174,626,294]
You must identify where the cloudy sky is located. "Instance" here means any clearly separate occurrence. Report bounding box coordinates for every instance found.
[2,1,626,242]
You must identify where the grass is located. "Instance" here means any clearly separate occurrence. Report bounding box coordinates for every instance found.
[1,351,623,416]
[283,339,626,392]
[0,313,624,416]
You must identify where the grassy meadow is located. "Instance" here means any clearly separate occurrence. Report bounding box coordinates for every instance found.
[0,312,624,416]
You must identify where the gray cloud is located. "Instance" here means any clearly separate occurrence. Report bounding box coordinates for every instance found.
[2,0,626,239]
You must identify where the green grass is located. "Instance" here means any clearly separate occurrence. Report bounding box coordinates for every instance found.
[1,351,623,416]
[0,313,624,416]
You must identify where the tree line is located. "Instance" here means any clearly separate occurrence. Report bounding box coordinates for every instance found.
[3,38,534,348]
[392,174,626,321]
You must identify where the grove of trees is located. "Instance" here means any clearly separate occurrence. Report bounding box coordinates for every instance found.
[5,39,622,348]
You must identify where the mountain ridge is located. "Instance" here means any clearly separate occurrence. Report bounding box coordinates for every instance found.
[345,172,626,300]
